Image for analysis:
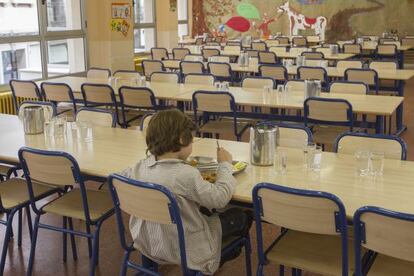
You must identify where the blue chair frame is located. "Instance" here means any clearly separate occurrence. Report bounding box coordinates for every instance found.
[344,68,379,95]
[19,147,114,276]
[207,62,234,83]
[259,65,288,86]
[304,97,354,129]
[297,66,329,87]
[353,206,414,276]
[258,51,278,65]
[241,76,276,89]
[80,83,121,126]
[192,91,249,141]
[109,174,252,276]
[118,86,158,128]
[9,79,43,112]
[253,182,349,276]
[76,107,117,128]
[333,132,407,160]
[142,60,165,79]
[40,82,77,114]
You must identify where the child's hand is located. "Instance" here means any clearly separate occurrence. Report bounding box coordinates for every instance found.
[217,148,233,164]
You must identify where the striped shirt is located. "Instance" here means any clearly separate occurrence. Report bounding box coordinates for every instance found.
[120,155,237,274]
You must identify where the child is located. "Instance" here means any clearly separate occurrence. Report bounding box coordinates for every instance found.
[121,109,251,274]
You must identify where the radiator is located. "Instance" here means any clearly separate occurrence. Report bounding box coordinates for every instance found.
[0,92,33,115]
[0,92,15,115]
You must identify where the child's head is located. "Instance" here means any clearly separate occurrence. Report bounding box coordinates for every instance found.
[146,109,195,159]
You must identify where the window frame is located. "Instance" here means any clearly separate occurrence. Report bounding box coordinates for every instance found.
[177,0,189,39]
[133,0,157,54]
[0,0,88,91]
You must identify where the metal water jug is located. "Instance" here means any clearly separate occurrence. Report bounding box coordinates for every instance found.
[296,56,305,67]
[238,52,249,67]
[304,79,322,99]
[250,123,279,166]
[329,44,339,55]
[20,105,45,135]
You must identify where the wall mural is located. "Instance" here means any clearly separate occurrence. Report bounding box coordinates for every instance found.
[192,0,414,42]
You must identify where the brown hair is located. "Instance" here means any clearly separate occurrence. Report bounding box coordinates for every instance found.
[146,109,195,157]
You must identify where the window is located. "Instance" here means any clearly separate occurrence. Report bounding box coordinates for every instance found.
[177,0,188,39]
[0,0,86,89]
[134,0,156,53]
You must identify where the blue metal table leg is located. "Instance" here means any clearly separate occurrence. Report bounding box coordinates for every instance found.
[395,80,407,136]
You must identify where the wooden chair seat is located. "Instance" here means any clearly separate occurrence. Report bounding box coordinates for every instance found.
[199,120,248,135]
[267,230,357,276]
[312,125,351,146]
[0,178,55,210]
[368,254,414,275]
[43,189,114,221]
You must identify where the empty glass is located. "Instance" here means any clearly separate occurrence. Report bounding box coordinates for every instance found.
[276,149,287,175]
[370,152,384,176]
[221,82,230,91]
[355,150,370,176]
[54,117,67,137]
[303,142,316,169]
[263,85,272,94]
[276,85,284,94]
[310,146,323,172]
[214,82,221,91]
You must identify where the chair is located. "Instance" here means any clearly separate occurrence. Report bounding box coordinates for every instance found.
[142,60,165,79]
[329,81,368,95]
[151,47,169,61]
[140,112,155,132]
[108,174,252,276]
[304,97,354,147]
[401,37,414,47]
[354,206,414,276]
[302,51,324,59]
[258,51,278,64]
[285,80,305,91]
[76,107,116,128]
[192,91,249,141]
[259,122,313,148]
[180,61,204,76]
[242,77,275,89]
[87,68,111,79]
[334,132,407,160]
[80,83,120,125]
[336,60,363,69]
[9,80,43,112]
[206,42,220,46]
[245,50,259,58]
[226,41,241,47]
[252,42,267,51]
[265,39,280,48]
[376,44,398,60]
[343,44,362,56]
[113,70,141,80]
[18,101,57,122]
[41,82,78,115]
[19,147,114,276]
[292,36,307,47]
[0,170,58,274]
[207,62,233,83]
[276,37,290,45]
[259,65,288,85]
[202,48,220,61]
[304,59,326,67]
[150,72,179,83]
[184,74,215,86]
[183,54,204,62]
[269,46,287,55]
[118,86,158,127]
[297,66,329,86]
[369,61,398,70]
[345,68,379,94]
[315,47,332,56]
[195,37,204,46]
[253,183,352,276]
[172,48,190,60]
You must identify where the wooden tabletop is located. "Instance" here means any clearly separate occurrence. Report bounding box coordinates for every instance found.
[37,77,403,116]
[2,114,414,217]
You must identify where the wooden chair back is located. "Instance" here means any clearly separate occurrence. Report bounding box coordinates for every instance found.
[142,60,164,78]
[172,48,190,60]
[329,81,368,95]
[76,108,115,128]
[150,72,179,83]
[209,55,230,63]
[223,45,241,52]
[119,87,155,108]
[345,69,378,86]
[202,48,220,60]
[289,47,308,56]
[242,77,274,89]
[10,80,42,100]
[297,66,328,83]
[269,46,287,55]
[302,51,324,59]
[336,60,363,69]
[252,42,267,51]
[208,62,231,78]
[305,98,352,123]
[41,82,74,103]
[87,68,111,79]
[285,80,305,91]
[343,44,361,54]
[292,37,307,47]
[265,40,280,48]
[245,50,259,57]
[377,44,397,56]
[184,74,215,86]
[81,83,115,105]
[183,54,203,62]
[278,125,312,148]
[193,91,234,113]
[258,51,277,64]
[369,61,397,70]
[151,48,169,61]
[113,70,141,79]
[259,65,288,82]
[180,61,204,75]
[276,37,289,44]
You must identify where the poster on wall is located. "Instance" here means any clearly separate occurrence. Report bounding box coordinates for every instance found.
[112,3,131,19]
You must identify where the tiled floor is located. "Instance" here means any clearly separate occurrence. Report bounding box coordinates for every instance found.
[1,76,414,276]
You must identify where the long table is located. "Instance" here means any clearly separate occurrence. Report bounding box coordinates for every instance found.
[1,114,414,218]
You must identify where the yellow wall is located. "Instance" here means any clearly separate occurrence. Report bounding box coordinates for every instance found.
[155,0,179,49]
[86,0,134,71]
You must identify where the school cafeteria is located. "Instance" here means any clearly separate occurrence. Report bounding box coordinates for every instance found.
[2,0,414,275]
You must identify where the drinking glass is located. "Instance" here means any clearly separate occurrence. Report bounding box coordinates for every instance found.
[310,146,322,172]
[44,120,54,137]
[263,85,272,94]
[221,82,230,91]
[276,149,287,175]
[276,85,284,94]
[303,142,316,169]
[54,117,67,137]
[355,150,370,176]
[214,82,221,91]
[370,152,384,176]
